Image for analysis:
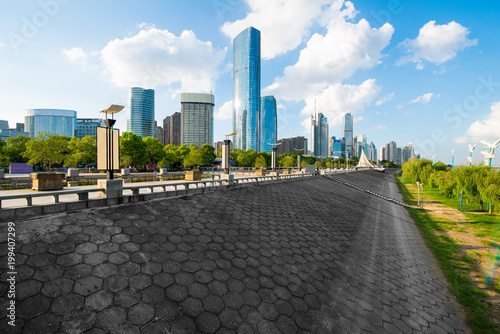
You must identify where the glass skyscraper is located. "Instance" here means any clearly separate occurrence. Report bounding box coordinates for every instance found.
[259,96,277,153]
[181,93,214,147]
[311,112,329,157]
[127,87,155,138]
[76,118,104,139]
[233,27,261,151]
[357,134,368,158]
[342,113,353,157]
[25,109,77,138]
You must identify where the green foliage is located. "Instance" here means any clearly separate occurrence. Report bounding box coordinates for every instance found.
[66,136,97,167]
[237,149,257,167]
[143,137,166,164]
[4,135,30,163]
[254,155,267,168]
[200,144,216,165]
[119,132,146,167]
[280,154,295,167]
[23,132,69,171]
[183,145,203,167]
[0,138,9,167]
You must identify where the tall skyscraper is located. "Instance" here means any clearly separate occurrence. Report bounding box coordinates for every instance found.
[170,112,181,146]
[277,136,306,155]
[330,136,342,158]
[25,109,77,138]
[356,134,368,158]
[259,96,277,153]
[163,116,171,145]
[383,141,397,162]
[368,142,377,162]
[127,87,155,138]
[181,93,214,147]
[311,112,328,157]
[76,118,104,139]
[233,27,261,151]
[342,113,353,158]
[154,121,165,145]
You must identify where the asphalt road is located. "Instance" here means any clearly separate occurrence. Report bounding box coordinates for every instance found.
[0,170,469,333]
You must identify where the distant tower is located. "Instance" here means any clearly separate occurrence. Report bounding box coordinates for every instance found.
[25,109,77,138]
[342,113,353,157]
[180,93,215,147]
[260,96,277,153]
[170,112,181,146]
[368,142,377,161]
[233,27,261,151]
[311,112,328,157]
[127,87,154,138]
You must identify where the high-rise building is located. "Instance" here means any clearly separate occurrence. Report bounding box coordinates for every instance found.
[0,121,29,141]
[330,136,342,158]
[368,142,377,162]
[233,27,261,151]
[277,136,306,155]
[127,87,155,138]
[383,141,397,162]
[342,113,353,158]
[154,121,165,145]
[0,120,8,130]
[311,112,328,157]
[181,93,214,147]
[380,146,386,161]
[260,96,277,153]
[170,112,181,146]
[25,109,77,138]
[75,118,104,139]
[163,116,171,145]
[356,134,368,158]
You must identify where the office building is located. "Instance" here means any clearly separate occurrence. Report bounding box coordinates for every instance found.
[154,121,165,145]
[163,116,171,145]
[380,146,386,161]
[127,87,155,138]
[233,26,261,151]
[170,112,182,146]
[0,121,29,141]
[25,109,77,138]
[342,113,353,158]
[181,93,214,147]
[277,136,307,155]
[75,118,104,139]
[330,136,342,158]
[368,142,377,162]
[356,134,368,158]
[260,96,277,153]
[311,112,328,157]
[383,141,397,162]
[0,120,8,130]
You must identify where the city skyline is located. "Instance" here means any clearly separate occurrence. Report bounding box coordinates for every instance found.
[1,1,500,164]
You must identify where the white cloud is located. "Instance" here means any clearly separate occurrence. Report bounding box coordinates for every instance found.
[376,93,394,106]
[221,0,332,60]
[215,100,233,120]
[455,102,500,143]
[398,21,477,69]
[263,1,393,101]
[63,47,89,66]
[374,124,387,130]
[277,103,286,110]
[66,28,227,92]
[409,92,440,104]
[300,79,381,130]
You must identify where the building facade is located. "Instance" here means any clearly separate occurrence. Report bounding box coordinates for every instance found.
[368,142,377,162]
[0,121,29,141]
[127,87,155,138]
[330,136,342,158]
[170,112,182,146]
[154,121,165,145]
[311,112,329,157]
[356,134,368,158]
[25,109,77,138]
[277,136,307,155]
[181,93,214,147]
[342,113,354,158]
[233,27,261,151]
[75,118,104,139]
[259,96,277,153]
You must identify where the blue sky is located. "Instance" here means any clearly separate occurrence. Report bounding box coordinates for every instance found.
[1,0,500,165]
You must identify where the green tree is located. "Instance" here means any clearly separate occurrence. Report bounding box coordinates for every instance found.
[183,146,203,168]
[66,136,97,167]
[281,155,295,167]
[143,137,166,164]
[236,149,257,167]
[4,135,30,163]
[0,138,9,167]
[254,155,267,168]
[120,132,146,167]
[23,132,69,171]
[200,144,216,165]
[177,145,191,166]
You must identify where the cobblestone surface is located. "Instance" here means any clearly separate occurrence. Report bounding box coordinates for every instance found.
[0,170,469,333]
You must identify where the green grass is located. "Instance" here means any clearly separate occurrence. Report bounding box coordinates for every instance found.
[397,176,498,334]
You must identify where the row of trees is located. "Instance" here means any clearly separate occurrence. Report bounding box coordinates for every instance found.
[402,158,499,213]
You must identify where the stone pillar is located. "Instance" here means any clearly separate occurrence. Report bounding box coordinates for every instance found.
[97,179,123,199]
[222,139,231,174]
[297,154,301,170]
[271,147,277,171]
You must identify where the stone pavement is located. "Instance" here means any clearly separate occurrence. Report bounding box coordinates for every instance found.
[0,170,469,333]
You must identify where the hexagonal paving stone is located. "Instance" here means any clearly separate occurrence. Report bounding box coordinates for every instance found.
[93,263,118,278]
[51,293,85,316]
[16,279,43,300]
[24,312,61,333]
[64,263,92,280]
[218,308,242,330]
[83,252,107,266]
[196,312,221,334]
[128,302,154,325]
[109,251,130,265]
[119,262,141,277]
[141,285,165,305]
[96,306,126,331]
[165,284,189,302]
[153,272,175,288]
[48,241,76,255]
[60,310,96,333]
[155,299,181,322]
[75,242,98,255]
[56,253,83,267]
[99,242,120,254]
[188,282,210,299]
[112,234,130,244]
[202,295,225,314]
[41,277,74,297]
[129,273,152,290]
[74,276,103,296]
[85,290,114,311]
[103,275,128,292]
[131,251,152,264]
[181,297,204,317]
[141,262,162,275]
[33,264,65,282]
[25,253,57,268]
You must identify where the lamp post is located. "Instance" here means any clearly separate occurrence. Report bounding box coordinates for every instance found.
[467,144,476,166]
[268,143,282,172]
[97,104,124,180]
[294,147,305,170]
[222,132,237,174]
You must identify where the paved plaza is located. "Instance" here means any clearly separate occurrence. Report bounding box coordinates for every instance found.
[0,170,469,333]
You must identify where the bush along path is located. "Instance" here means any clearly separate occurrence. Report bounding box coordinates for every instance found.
[397,175,500,333]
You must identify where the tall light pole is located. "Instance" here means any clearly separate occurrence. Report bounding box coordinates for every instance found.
[97,104,124,180]
[467,144,476,166]
[268,143,282,172]
[222,132,237,174]
[294,147,305,170]
[480,139,500,168]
